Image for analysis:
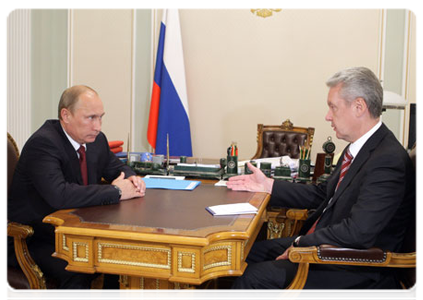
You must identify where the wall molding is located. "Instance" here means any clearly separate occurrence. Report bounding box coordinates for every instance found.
[7,10,32,150]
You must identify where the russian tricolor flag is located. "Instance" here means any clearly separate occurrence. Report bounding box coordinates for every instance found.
[147,9,192,156]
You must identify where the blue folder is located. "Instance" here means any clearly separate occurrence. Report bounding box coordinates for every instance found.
[143,178,201,191]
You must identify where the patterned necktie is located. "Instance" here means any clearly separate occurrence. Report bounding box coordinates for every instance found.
[335,147,353,191]
[306,147,353,235]
[77,146,88,185]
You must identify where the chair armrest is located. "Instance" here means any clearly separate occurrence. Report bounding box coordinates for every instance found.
[266,207,308,239]
[276,245,420,300]
[8,221,34,239]
[286,209,308,221]
[288,244,416,268]
[7,221,46,289]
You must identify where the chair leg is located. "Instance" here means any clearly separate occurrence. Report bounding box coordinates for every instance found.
[286,263,309,289]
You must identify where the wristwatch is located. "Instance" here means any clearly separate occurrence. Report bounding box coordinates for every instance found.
[293,236,301,247]
[113,185,122,200]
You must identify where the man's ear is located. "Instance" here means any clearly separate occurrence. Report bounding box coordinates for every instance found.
[354,97,368,117]
[61,108,70,123]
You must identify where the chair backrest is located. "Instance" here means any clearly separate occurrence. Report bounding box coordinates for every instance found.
[400,139,420,299]
[7,133,19,191]
[252,119,315,159]
[403,140,420,252]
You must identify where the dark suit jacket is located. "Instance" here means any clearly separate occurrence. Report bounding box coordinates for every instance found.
[270,123,415,252]
[8,119,136,240]
[270,124,416,297]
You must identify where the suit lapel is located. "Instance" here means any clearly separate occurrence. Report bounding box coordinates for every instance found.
[54,121,84,185]
[85,133,107,185]
[326,123,390,209]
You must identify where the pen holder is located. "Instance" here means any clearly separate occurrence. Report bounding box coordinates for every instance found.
[244,161,257,175]
[227,156,238,175]
[298,159,311,178]
[260,162,272,178]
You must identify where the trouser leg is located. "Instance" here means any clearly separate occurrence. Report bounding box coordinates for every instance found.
[29,238,95,289]
[233,236,297,289]
[232,259,298,289]
[101,274,119,300]
[233,236,398,289]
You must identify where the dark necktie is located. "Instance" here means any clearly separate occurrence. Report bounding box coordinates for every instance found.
[306,147,354,234]
[77,146,88,185]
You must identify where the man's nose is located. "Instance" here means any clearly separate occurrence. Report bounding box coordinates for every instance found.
[93,118,102,131]
[325,110,332,122]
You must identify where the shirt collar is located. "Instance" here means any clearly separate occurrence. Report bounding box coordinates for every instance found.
[349,120,382,160]
[61,124,86,152]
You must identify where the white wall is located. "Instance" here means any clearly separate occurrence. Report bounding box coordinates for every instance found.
[178,9,382,159]
[8,9,416,161]
[71,9,133,144]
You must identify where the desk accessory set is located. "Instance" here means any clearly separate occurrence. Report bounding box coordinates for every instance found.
[124,139,335,183]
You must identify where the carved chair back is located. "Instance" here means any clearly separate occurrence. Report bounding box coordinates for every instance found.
[252,119,315,159]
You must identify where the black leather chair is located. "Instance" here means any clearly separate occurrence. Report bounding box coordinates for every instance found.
[252,120,315,239]
[252,119,315,160]
[286,145,416,289]
[7,133,48,289]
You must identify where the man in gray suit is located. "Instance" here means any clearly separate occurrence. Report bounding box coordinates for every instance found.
[227,67,415,289]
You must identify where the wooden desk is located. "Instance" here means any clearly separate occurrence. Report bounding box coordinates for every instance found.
[43,183,269,289]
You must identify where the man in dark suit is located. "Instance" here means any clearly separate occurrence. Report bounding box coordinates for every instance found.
[227,67,415,289]
[8,85,146,288]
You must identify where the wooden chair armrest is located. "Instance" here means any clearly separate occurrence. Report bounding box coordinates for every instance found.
[7,221,46,289]
[288,244,416,268]
[266,207,308,221]
[286,209,308,221]
[276,245,420,300]
[266,207,308,239]
[8,221,34,239]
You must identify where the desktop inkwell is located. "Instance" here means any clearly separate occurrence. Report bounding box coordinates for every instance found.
[317,136,336,183]
[244,161,257,175]
[260,162,272,178]
[273,164,292,181]
[245,158,291,181]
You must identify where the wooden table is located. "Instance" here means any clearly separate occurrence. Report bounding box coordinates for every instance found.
[43,183,269,289]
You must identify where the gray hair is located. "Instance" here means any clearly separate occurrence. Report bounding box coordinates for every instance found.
[58,85,98,119]
[326,67,383,118]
